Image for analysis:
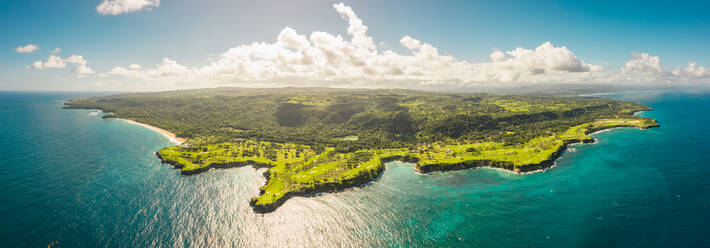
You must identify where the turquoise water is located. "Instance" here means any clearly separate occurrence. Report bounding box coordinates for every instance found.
[1,90,708,247]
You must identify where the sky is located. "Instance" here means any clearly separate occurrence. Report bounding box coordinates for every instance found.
[2,0,709,91]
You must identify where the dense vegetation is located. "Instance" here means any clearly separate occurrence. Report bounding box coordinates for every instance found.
[65,87,650,148]
[65,87,658,213]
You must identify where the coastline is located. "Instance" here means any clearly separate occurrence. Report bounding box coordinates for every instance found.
[62,93,660,214]
[155,123,658,213]
[414,122,658,175]
[61,103,186,145]
[119,118,186,145]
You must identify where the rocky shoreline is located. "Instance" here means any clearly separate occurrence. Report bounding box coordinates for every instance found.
[156,152,272,175]
[155,123,658,214]
[157,151,388,213]
[418,123,658,174]
[249,164,386,214]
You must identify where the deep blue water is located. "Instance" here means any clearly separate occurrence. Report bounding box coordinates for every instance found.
[1,90,709,247]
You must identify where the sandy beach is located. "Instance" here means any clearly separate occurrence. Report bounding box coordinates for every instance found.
[119,118,186,144]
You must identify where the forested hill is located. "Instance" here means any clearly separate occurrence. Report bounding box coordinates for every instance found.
[65,87,650,150]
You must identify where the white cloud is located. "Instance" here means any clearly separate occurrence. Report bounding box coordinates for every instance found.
[32,55,65,69]
[109,63,151,78]
[103,2,708,89]
[31,55,95,77]
[333,3,376,50]
[109,66,137,77]
[503,42,599,73]
[489,50,506,62]
[50,48,61,54]
[622,52,663,74]
[277,27,311,50]
[97,0,160,15]
[672,61,709,78]
[400,36,422,50]
[16,44,39,53]
[463,42,604,84]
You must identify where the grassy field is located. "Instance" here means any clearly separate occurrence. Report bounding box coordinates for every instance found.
[157,118,657,212]
[412,117,658,172]
[486,98,568,112]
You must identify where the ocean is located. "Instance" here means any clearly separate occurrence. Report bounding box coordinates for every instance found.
[0,90,708,247]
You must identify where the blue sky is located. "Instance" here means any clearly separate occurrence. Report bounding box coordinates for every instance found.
[2,0,709,91]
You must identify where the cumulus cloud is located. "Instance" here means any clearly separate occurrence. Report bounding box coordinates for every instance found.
[31,55,95,77]
[333,3,376,50]
[50,48,61,54]
[16,44,39,53]
[97,0,160,15]
[109,66,139,77]
[503,42,600,73]
[622,52,663,74]
[672,61,709,78]
[400,36,421,50]
[103,2,708,89]
[489,50,506,62]
[278,27,311,50]
[32,55,65,69]
[464,42,604,83]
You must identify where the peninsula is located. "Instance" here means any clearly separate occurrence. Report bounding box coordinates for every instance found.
[64,88,658,213]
